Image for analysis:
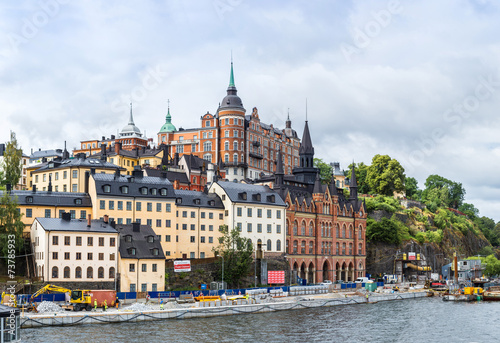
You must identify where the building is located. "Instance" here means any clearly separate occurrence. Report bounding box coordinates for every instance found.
[28,148,64,166]
[255,121,367,284]
[331,162,347,189]
[73,103,150,157]
[157,63,301,181]
[28,154,124,192]
[0,143,29,190]
[30,214,119,284]
[87,168,225,260]
[117,222,165,292]
[209,181,286,255]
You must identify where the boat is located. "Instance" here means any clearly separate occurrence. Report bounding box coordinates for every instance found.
[483,291,500,301]
[442,287,483,302]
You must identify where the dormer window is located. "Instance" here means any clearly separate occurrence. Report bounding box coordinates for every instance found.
[267,195,275,203]
[125,235,132,243]
[238,192,247,200]
[74,198,82,205]
[194,199,201,205]
[26,196,33,203]
[147,236,154,243]
[140,187,148,195]
[252,193,261,201]
[150,188,157,195]
[160,188,167,196]
[103,185,111,193]
[176,198,182,204]
[209,200,215,206]
[151,248,159,256]
[128,247,136,255]
[121,186,129,194]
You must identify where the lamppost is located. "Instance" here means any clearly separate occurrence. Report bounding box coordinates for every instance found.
[221,255,224,290]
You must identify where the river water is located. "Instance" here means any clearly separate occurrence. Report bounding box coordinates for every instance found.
[22,297,500,343]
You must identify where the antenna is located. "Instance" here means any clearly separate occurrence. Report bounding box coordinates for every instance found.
[305,98,308,121]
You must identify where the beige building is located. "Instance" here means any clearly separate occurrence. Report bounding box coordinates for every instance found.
[30,214,119,284]
[117,222,165,292]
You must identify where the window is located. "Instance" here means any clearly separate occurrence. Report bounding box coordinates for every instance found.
[209,237,213,243]
[52,252,58,260]
[99,237,104,246]
[191,211,195,218]
[267,239,272,251]
[75,267,82,279]
[276,240,281,251]
[87,252,93,260]
[100,200,105,209]
[98,253,104,261]
[201,225,205,231]
[109,267,115,278]
[247,223,252,232]
[97,267,104,279]
[209,212,214,219]
[76,252,81,260]
[147,219,152,226]
[142,264,147,272]
[72,170,78,178]
[166,235,171,242]
[276,210,281,219]
[103,185,111,193]
[190,236,195,243]
[122,186,129,194]
[247,208,252,217]
[87,237,93,246]
[64,236,70,245]
[257,224,262,233]
[277,224,281,234]
[166,203,171,212]
[267,224,272,233]
[136,202,141,211]
[126,201,132,211]
[182,211,187,218]
[110,237,115,247]
[87,267,93,278]
[257,209,262,218]
[52,236,58,245]
[267,209,272,218]
[182,224,187,230]
[64,267,70,278]
[129,264,135,272]
[209,225,213,231]
[166,220,171,227]
[147,202,152,211]
[26,208,32,218]
[130,284,136,292]
[64,252,70,260]
[203,141,212,151]
[45,209,51,218]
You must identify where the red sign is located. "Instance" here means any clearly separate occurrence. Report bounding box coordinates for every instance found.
[408,253,416,261]
[174,260,191,272]
[268,271,285,284]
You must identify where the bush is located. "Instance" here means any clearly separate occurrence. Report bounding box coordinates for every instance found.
[366,217,401,245]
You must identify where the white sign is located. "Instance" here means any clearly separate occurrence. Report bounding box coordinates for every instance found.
[174,260,191,272]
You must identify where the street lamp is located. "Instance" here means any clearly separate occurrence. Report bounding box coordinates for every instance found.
[221,255,224,290]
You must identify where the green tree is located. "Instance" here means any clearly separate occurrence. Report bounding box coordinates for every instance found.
[212,225,254,288]
[366,218,401,245]
[405,177,419,200]
[422,174,465,209]
[482,255,500,277]
[1,131,23,188]
[313,158,333,184]
[347,162,370,194]
[458,203,479,219]
[366,155,405,196]
[0,192,25,258]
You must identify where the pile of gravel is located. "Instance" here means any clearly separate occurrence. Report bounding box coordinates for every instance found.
[126,302,157,312]
[37,301,64,313]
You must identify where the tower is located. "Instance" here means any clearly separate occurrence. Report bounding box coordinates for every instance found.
[349,163,358,200]
[292,120,318,184]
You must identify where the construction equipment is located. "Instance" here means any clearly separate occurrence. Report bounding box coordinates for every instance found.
[1,292,17,307]
[30,284,92,311]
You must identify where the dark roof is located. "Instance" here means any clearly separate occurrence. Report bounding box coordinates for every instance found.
[299,121,314,156]
[117,223,165,259]
[30,149,63,160]
[35,218,118,233]
[34,157,123,172]
[181,154,206,172]
[216,181,286,207]
[173,189,224,209]
[143,168,190,184]
[1,191,92,207]
[92,173,175,198]
[91,147,162,159]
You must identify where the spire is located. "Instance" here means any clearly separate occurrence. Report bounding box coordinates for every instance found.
[349,162,358,200]
[275,148,284,186]
[159,99,177,133]
[128,102,134,125]
[313,172,322,194]
[299,121,314,156]
[329,177,339,196]
[229,59,235,88]
[286,109,291,129]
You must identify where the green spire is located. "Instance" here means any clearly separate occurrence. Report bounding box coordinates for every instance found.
[229,61,235,88]
[159,99,177,133]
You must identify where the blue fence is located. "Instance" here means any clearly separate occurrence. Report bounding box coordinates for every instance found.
[340,282,384,289]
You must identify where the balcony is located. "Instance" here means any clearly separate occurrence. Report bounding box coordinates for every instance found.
[252,140,260,147]
[249,151,263,159]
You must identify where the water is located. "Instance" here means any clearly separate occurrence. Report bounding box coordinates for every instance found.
[22,298,500,343]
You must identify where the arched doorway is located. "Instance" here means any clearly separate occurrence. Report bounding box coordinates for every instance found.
[341,262,347,281]
[322,260,330,282]
[300,262,306,280]
[336,262,341,281]
[348,262,354,281]
[308,262,315,284]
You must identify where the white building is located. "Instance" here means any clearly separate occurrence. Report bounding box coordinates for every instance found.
[209,181,286,255]
[31,214,119,283]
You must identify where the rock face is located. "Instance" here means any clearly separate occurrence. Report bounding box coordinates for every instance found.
[366,208,490,276]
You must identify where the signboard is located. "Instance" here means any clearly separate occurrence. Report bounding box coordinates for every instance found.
[268,271,285,284]
[174,260,191,272]
[408,252,416,261]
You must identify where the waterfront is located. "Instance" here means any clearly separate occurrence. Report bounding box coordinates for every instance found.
[21,297,500,343]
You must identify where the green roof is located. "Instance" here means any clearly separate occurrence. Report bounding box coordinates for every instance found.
[159,106,177,133]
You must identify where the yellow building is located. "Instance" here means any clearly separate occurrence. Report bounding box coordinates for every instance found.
[88,168,225,260]
[117,222,165,292]
[28,155,123,192]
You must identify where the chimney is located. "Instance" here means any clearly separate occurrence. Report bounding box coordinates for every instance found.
[161,171,167,179]
[114,142,121,154]
[132,222,140,232]
[90,168,96,175]
[32,184,37,193]
[132,166,143,178]
[100,143,107,161]
[173,152,179,167]
[114,169,120,179]
[47,175,52,193]
[102,136,105,141]
[61,212,71,221]
[87,214,92,227]
[110,219,116,229]
[111,135,115,140]
[173,179,180,190]
[84,171,90,193]
[103,214,109,224]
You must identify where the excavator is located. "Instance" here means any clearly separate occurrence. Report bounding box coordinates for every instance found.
[30,284,92,311]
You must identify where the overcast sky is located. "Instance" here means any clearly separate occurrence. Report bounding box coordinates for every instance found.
[1,0,499,221]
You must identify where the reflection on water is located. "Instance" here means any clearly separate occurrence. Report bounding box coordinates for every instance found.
[22,298,500,343]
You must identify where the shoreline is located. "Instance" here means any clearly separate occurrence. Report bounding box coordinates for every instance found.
[20,290,429,328]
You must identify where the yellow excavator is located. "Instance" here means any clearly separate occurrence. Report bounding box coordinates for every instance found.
[31,284,92,311]
[1,292,17,307]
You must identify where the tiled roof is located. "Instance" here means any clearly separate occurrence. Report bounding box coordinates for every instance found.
[173,189,224,209]
[34,157,122,172]
[1,191,92,207]
[117,223,165,260]
[92,173,175,198]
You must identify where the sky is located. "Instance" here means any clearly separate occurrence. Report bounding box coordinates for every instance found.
[1,0,499,221]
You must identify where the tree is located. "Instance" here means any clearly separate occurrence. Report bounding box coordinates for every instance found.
[458,203,479,219]
[482,255,500,277]
[347,162,370,194]
[366,218,401,245]
[212,225,254,288]
[313,158,333,184]
[366,155,405,196]
[0,192,25,258]
[422,174,465,209]
[405,177,419,200]
[1,131,23,188]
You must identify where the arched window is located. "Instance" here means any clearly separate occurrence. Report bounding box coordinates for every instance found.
[321,223,325,237]
[224,141,229,150]
[233,141,238,151]
[358,243,363,255]
[349,243,353,255]
[276,240,281,251]
[309,241,313,254]
[359,225,363,239]
[52,266,58,279]
[309,222,314,236]
[336,242,339,255]
[286,240,289,253]
[349,226,353,238]
[267,239,272,251]
[301,221,306,236]
[293,221,298,236]
[336,225,340,238]
[328,242,332,255]
[342,225,346,238]
[224,153,229,163]
[87,267,93,279]
[286,221,290,235]
[75,267,82,279]
[293,240,298,254]
[241,142,244,151]
[342,243,346,255]
[98,267,104,279]
[64,266,70,278]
